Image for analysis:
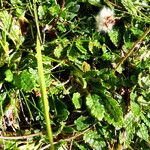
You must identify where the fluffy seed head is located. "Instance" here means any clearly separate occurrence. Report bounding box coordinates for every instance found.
[96,7,115,32]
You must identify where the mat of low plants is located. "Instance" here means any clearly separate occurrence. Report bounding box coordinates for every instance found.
[0,0,150,149]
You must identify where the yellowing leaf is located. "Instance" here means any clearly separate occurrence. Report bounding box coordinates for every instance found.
[82,61,91,72]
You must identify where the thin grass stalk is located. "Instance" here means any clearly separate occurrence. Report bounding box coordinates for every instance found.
[33,0,54,149]
[36,37,54,150]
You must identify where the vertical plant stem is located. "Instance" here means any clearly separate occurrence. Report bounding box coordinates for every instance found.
[33,0,42,43]
[36,36,54,150]
[33,0,54,149]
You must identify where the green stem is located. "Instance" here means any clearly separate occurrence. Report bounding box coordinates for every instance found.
[33,0,42,43]
[36,36,54,150]
[115,26,150,71]
[20,90,33,120]
[33,0,54,149]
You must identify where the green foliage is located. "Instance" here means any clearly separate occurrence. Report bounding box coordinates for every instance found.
[4,69,13,82]
[74,116,94,131]
[0,0,150,149]
[83,130,106,149]
[72,92,82,109]
[86,94,105,121]
[137,123,149,142]
[104,96,123,129]
[13,69,37,92]
[54,98,69,122]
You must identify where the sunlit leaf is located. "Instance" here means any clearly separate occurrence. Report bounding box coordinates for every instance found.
[108,28,120,47]
[76,40,87,54]
[131,101,141,116]
[88,39,100,53]
[4,69,13,82]
[49,4,60,16]
[88,0,101,7]
[54,44,63,58]
[72,92,82,109]
[140,113,150,128]
[137,123,149,142]
[120,111,136,148]
[0,10,24,49]
[38,5,46,20]
[84,130,106,149]
[104,97,123,129]
[86,94,105,121]
[13,70,37,92]
[82,61,90,72]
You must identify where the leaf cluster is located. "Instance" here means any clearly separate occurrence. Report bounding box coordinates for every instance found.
[0,0,150,149]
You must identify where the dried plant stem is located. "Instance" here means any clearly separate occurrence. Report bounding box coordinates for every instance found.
[33,0,54,150]
[0,132,42,140]
[41,126,93,150]
[115,26,150,71]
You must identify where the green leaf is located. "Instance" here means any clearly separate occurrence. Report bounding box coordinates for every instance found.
[63,126,74,134]
[18,141,42,150]
[88,0,101,7]
[101,52,112,61]
[49,5,60,16]
[74,116,94,131]
[10,0,24,17]
[137,123,149,142]
[137,95,150,107]
[83,130,106,149]
[55,99,70,122]
[122,0,138,16]
[138,72,150,88]
[13,70,37,92]
[0,10,24,49]
[72,92,82,109]
[131,27,144,36]
[86,94,105,121]
[0,11,12,31]
[115,65,123,74]
[131,101,141,116]
[104,97,123,129]
[38,5,46,20]
[71,5,80,13]
[88,39,100,53]
[10,0,22,5]
[63,2,79,20]
[57,23,67,32]
[140,113,150,128]
[121,0,149,23]
[67,47,80,61]
[120,112,136,148]
[75,143,89,150]
[67,2,80,13]
[4,69,13,82]
[54,44,63,58]
[76,40,87,54]
[55,141,67,150]
[108,28,120,47]
[1,141,17,150]
[88,41,94,53]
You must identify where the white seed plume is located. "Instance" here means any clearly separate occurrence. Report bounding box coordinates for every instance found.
[96,6,115,32]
